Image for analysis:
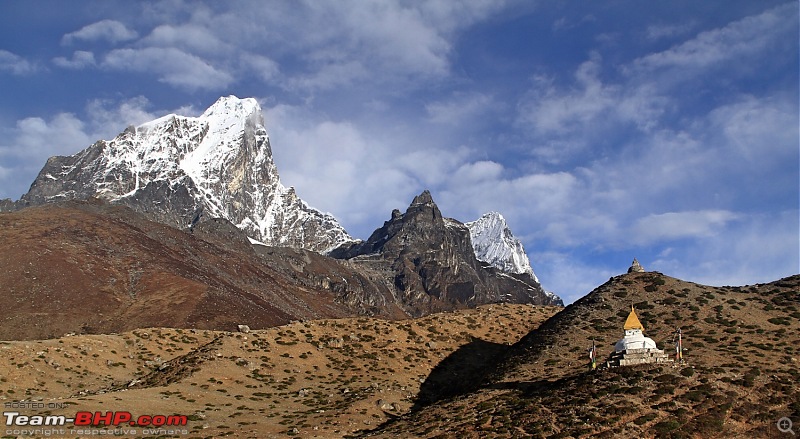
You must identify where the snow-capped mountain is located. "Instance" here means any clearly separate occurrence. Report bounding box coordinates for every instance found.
[19,96,353,253]
[10,95,561,304]
[465,212,539,283]
[466,212,562,305]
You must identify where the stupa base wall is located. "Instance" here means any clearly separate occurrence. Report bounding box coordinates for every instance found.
[605,349,673,368]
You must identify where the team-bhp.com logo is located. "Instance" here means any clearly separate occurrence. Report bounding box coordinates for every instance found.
[5,410,188,427]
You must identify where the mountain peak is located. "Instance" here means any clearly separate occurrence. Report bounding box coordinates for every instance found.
[405,189,442,224]
[201,95,260,119]
[411,189,434,206]
[465,211,540,283]
[475,210,505,223]
[16,96,353,253]
[330,192,559,314]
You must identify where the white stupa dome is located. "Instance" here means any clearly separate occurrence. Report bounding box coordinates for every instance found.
[614,306,658,353]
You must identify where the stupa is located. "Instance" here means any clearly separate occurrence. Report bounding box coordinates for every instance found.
[606,306,671,367]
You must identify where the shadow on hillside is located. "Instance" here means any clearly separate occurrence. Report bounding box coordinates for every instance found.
[412,338,511,410]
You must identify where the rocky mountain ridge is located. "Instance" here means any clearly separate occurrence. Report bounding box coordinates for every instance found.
[3,96,552,283]
[330,191,561,315]
[0,194,558,340]
[4,96,352,253]
[0,95,563,318]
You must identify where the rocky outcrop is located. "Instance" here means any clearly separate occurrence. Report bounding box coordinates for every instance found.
[331,190,560,316]
[251,245,406,319]
[628,258,645,273]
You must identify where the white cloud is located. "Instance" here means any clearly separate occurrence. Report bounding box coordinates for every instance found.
[552,14,596,32]
[241,54,280,83]
[84,96,161,137]
[632,3,796,73]
[645,22,696,41]
[450,160,504,183]
[438,164,580,231]
[143,0,507,91]
[425,92,494,125]
[631,210,740,245]
[510,3,797,259]
[516,56,668,166]
[0,50,36,75]
[45,1,506,94]
[303,0,506,82]
[263,100,563,238]
[0,113,92,199]
[518,55,617,137]
[537,212,620,249]
[62,19,139,45]
[590,129,708,202]
[340,2,450,77]
[707,95,798,163]
[140,24,231,56]
[6,114,91,160]
[393,146,473,189]
[102,47,233,90]
[264,104,420,234]
[529,250,618,304]
[518,3,796,171]
[287,60,370,91]
[53,50,96,69]
[651,210,799,287]
[518,53,668,150]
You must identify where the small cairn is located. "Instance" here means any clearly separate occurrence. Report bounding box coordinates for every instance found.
[627,258,645,273]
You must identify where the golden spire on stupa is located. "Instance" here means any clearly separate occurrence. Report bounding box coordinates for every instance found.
[624,305,645,331]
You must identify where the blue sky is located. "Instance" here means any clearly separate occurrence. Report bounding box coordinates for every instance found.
[0,1,797,303]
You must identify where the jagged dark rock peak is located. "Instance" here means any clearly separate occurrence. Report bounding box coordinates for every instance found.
[330,190,560,316]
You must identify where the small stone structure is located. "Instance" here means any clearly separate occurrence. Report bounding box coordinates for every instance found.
[628,258,645,273]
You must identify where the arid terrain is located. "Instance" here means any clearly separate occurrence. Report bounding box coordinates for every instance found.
[362,272,800,438]
[0,200,370,341]
[2,271,797,438]
[0,304,558,438]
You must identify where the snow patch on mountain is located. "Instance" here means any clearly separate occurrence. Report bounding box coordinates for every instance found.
[465,212,539,283]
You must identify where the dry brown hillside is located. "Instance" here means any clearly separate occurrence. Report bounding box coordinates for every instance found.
[0,200,397,340]
[361,272,800,438]
[0,304,558,438]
